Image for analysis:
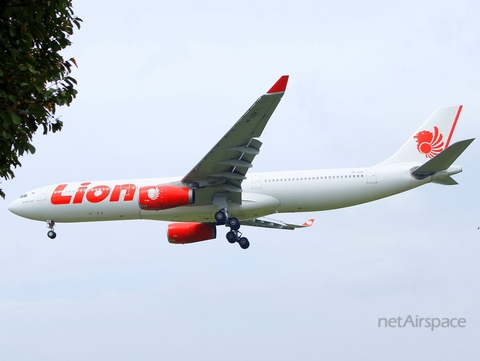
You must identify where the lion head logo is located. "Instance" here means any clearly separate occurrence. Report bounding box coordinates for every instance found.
[147,187,160,200]
[413,126,444,158]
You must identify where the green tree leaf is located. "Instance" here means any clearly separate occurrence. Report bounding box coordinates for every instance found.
[9,111,21,125]
[26,143,36,154]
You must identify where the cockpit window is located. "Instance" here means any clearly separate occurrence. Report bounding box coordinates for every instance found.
[20,194,27,198]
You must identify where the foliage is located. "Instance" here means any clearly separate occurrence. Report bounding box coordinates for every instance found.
[0,0,81,198]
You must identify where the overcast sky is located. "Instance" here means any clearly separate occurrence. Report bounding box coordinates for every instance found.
[1,0,479,360]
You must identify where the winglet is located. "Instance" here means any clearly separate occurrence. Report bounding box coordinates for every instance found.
[267,75,289,94]
[302,219,315,227]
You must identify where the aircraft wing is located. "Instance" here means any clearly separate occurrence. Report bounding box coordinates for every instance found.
[182,76,289,204]
[241,217,315,230]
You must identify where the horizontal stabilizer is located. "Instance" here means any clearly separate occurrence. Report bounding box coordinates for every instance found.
[432,176,458,185]
[412,138,474,177]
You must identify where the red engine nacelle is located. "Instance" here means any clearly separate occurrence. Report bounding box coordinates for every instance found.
[138,185,194,210]
[167,223,217,244]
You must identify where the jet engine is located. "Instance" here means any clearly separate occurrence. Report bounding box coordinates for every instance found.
[167,222,217,244]
[139,185,194,210]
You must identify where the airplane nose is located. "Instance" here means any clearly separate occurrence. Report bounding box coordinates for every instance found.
[8,199,22,216]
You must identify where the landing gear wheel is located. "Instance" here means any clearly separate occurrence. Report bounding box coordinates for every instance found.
[228,217,240,231]
[215,210,227,225]
[226,231,237,244]
[47,230,57,239]
[238,237,249,249]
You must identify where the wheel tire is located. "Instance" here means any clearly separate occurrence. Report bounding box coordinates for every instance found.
[238,237,249,249]
[47,230,57,239]
[228,217,240,231]
[226,231,237,244]
[215,211,226,225]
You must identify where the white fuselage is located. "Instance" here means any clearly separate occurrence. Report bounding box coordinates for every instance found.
[9,163,454,224]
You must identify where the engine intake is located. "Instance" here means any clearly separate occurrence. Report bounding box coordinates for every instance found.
[167,223,217,244]
[139,186,194,210]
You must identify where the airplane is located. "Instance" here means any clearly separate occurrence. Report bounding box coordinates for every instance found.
[8,75,474,249]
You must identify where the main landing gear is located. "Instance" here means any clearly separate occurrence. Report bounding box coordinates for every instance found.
[46,220,57,239]
[215,210,250,249]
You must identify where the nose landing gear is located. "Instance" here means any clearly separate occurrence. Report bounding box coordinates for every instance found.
[46,220,56,239]
[215,210,249,249]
